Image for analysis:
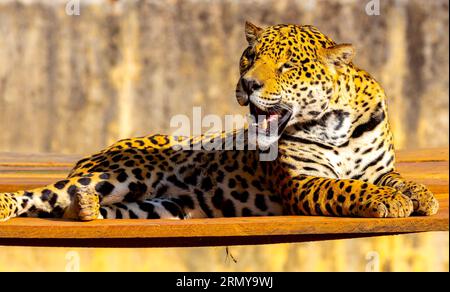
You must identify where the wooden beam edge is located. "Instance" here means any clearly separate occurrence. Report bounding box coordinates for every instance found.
[0,214,448,240]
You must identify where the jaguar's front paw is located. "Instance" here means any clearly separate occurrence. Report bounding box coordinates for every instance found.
[358,187,413,218]
[401,182,439,216]
[0,193,18,222]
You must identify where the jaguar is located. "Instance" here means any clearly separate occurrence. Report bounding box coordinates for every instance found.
[0,22,439,222]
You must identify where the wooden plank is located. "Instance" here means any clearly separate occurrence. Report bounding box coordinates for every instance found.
[0,193,447,247]
[0,153,80,166]
[395,148,449,162]
[0,194,447,239]
[0,148,448,247]
[396,161,449,193]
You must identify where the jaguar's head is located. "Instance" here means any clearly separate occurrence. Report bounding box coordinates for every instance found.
[236,22,355,138]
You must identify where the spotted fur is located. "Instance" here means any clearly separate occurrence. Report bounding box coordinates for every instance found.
[0,22,438,222]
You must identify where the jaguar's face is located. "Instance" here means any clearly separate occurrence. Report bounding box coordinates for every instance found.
[236,22,355,138]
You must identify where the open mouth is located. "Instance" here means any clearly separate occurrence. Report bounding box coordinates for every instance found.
[248,103,292,137]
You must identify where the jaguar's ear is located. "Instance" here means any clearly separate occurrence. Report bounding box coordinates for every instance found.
[245,21,263,46]
[319,44,355,69]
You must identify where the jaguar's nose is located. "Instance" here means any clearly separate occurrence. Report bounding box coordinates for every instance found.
[241,77,263,96]
[236,77,264,106]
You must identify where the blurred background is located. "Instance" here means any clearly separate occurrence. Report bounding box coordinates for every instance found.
[0,0,448,271]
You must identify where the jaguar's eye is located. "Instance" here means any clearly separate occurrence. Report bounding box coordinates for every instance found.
[279,62,295,73]
[246,50,256,63]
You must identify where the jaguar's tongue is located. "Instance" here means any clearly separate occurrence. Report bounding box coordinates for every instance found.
[248,103,292,139]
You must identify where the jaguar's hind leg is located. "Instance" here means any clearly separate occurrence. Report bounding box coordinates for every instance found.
[63,187,103,221]
[0,171,149,221]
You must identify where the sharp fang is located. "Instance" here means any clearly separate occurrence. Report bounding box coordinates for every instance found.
[261,118,268,130]
[268,114,278,122]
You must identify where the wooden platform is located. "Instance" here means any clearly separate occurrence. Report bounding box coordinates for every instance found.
[0,148,448,248]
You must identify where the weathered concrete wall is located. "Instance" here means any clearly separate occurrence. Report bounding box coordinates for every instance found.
[0,0,448,154]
